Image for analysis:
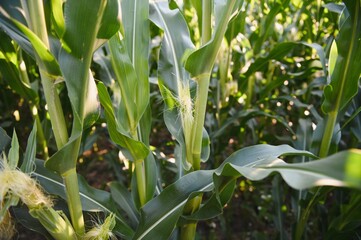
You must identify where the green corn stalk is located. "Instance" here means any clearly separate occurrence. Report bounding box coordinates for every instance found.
[20,0,68,150]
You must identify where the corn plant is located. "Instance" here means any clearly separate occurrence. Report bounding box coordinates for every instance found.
[0,0,361,239]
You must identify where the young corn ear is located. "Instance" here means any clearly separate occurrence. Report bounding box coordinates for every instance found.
[178,82,194,166]
[83,213,117,240]
[0,156,77,240]
[29,207,77,240]
[0,159,52,209]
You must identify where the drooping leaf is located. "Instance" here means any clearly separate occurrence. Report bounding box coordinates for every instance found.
[97,82,149,161]
[0,1,35,56]
[133,144,361,239]
[133,170,214,240]
[10,18,61,76]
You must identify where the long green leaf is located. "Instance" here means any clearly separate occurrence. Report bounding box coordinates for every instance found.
[133,144,361,239]
[97,82,149,161]
[321,0,361,113]
[110,182,140,227]
[108,33,138,131]
[133,170,214,240]
[20,123,37,173]
[10,18,61,76]
[185,0,241,76]
[121,0,149,120]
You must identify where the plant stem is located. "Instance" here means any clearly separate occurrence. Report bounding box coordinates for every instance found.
[318,111,337,158]
[201,0,212,45]
[21,0,69,149]
[63,168,85,237]
[191,73,211,170]
[295,188,322,240]
[134,159,147,206]
[191,0,213,171]
[180,195,203,240]
[182,0,213,238]
[129,128,147,206]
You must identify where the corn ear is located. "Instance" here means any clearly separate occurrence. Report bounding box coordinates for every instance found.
[83,213,116,240]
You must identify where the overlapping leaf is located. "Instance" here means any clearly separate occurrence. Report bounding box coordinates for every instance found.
[185,0,242,76]
[133,144,361,239]
[46,0,120,174]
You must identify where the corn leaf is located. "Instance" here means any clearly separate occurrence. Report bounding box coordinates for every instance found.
[0,1,35,56]
[121,0,149,121]
[9,18,61,76]
[0,32,38,103]
[8,129,19,169]
[50,0,65,38]
[322,0,361,113]
[108,34,138,131]
[110,182,140,227]
[0,127,11,152]
[133,144,361,240]
[133,170,214,240]
[185,0,241,76]
[97,82,149,161]
[20,123,37,173]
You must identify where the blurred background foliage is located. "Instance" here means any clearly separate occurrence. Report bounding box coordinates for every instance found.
[1,0,361,239]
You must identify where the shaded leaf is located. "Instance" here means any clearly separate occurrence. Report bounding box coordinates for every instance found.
[21,123,37,173]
